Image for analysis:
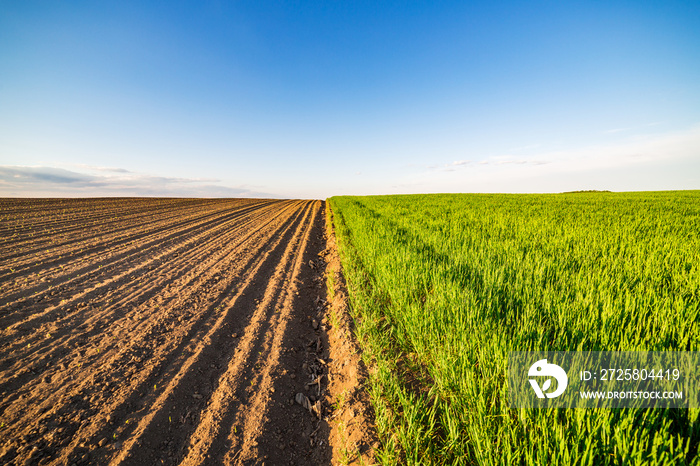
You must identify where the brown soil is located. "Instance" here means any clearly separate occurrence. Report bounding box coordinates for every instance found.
[319,204,378,466]
[0,198,375,466]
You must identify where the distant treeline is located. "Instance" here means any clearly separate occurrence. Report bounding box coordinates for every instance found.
[561,189,612,193]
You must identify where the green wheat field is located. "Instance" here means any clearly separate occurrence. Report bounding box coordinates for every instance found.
[329,191,700,465]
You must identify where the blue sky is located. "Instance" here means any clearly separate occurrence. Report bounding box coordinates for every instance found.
[1,0,699,198]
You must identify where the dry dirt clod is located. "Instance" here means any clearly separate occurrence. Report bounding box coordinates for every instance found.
[295,392,310,409]
[295,392,322,419]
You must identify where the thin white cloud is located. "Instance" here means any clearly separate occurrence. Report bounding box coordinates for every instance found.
[74,164,134,174]
[429,157,549,172]
[487,158,550,166]
[0,166,275,198]
[405,124,700,193]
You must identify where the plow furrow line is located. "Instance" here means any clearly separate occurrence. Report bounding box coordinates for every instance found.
[0,199,224,244]
[0,201,309,466]
[224,201,320,464]
[103,201,315,465]
[0,199,337,466]
[180,201,319,465]
[0,200,275,286]
[0,202,299,397]
[0,200,282,318]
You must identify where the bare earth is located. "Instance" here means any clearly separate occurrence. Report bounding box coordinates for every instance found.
[0,198,375,466]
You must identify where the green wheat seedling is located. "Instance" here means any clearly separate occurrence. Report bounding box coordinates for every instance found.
[330,191,700,466]
[333,390,349,412]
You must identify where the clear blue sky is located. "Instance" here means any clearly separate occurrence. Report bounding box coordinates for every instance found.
[1,0,699,198]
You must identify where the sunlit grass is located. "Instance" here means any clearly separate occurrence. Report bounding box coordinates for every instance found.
[329,191,700,465]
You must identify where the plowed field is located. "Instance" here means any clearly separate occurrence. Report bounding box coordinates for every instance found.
[0,198,343,465]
